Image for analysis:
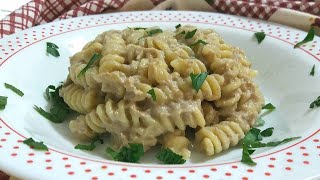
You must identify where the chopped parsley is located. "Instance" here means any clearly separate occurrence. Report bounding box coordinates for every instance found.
[147,89,156,101]
[241,127,300,165]
[106,143,144,163]
[176,31,186,36]
[133,27,147,30]
[189,40,208,47]
[156,148,186,164]
[0,96,8,110]
[190,72,208,92]
[262,103,276,111]
[175,24,181,29]
[310,64,315,76]
[4,83,24,97]
[23,138,48,151]
[46,42,60,57]
[254,117,265,127]
[254,32,266,44]
[75,135,104,151]
[34,85,73,123]
[294,27,315,48]
[310,96,320,108]
[146,29,163,36]
[185,29,197,39]
[77,53,102,78]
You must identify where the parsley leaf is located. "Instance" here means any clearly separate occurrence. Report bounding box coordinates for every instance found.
[0,96,8,110]
[156,148,186,164]
[310,96,320,108]
[133,27,147,30]
[147,89,156,101]
[106,144,144,163]
[4,83,24,97]
[35,85,73,123]
[176,31,186,36]
[46,42,60,57]
[262,103,276,111]
[185,29,197,39]
[75,135,104,151]
[294,27,315,48]
[310,64,315,76]
[241,127,300,165]
[189,40,208,47]
[254,117,265,127]
[190,72,208,92]
[241,144,256,165]
[146,29,163,36]
[77,53,102,78]
[260,127,274,137]
[175,24,181,29]
[23,138,48,151]
[254,32,266,44]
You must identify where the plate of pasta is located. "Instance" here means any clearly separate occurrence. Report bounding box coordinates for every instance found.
[0,11,319,180]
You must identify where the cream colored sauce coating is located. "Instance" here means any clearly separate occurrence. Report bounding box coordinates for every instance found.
[60,25,264,159]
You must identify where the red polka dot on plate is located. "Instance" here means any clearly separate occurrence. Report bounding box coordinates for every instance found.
[4,132,10,135]
[189,170,195,173]
[85,169,91,173]
[11,153,17,157]
[45,152,51,155]
[130,174,137,178]
[303,161,310,164]
[80,162,86,165]
[13,146,19,149]
[268,164,275,168]
[92,177,98,180]
[303,153,309,156]
[203,175,209,178]
[167,170,173,174]
[211,168,217,171]
[287,159,293,163]
[286,152,292,155]
[68,171,74,175]
[232,165,238,169]
[28,153,34,156]
[242,177,248,180]
[46,166,52,170]
[45,159,51,163]
[62,157,68,160]
[180,176,186,180]
[27,160,33,163]
[247,169,253,173]
[156,176,163,179]
[1,138,7,141]
[101,166,107,169]
[265,172,271,176]
[285,167,291,171]
[65,164,71,168]
[225,173,232,176]
[121,168,127,172]
[108,172,114,176]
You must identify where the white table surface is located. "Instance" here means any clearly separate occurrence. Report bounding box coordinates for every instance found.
[0,0,31,20]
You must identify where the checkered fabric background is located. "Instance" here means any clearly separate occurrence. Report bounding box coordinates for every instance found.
[1,0,320,38]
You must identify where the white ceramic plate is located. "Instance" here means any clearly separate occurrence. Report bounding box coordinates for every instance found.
[0,11,319,180]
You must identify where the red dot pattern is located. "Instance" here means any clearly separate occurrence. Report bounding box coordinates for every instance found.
[0,12,319,179]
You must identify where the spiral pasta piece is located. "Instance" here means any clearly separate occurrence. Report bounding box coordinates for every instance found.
[69,63,99,88]
[161,130,191,159]
[195,121,245,156]
[59,83,104,114]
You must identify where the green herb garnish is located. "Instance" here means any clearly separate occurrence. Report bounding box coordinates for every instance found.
[185,29,197,39]
[77,53,102,78]
[147,89,156,101]
[175,24,181,29]
[241,127,300,165]
[0,96,8,110]
[133,27,147,30]
[190,72,208,92]
[254,117,265,127]
[23,138,48,151]
[310,64,315,76]
[254,32,266,44]
[262,103,276,111]
[176,31,186,36]
[46,42,60,57]
[294,27,315,48]
[4,83,24,97]
[156,148,186,164]
[34,85,73,123]
[106,143,144,163]
[146,29,163,37]
[310,96,320,108]
[75,135,104,151]
[189,40,208,47]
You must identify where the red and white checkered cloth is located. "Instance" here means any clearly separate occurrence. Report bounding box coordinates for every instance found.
[0,0,320,39]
